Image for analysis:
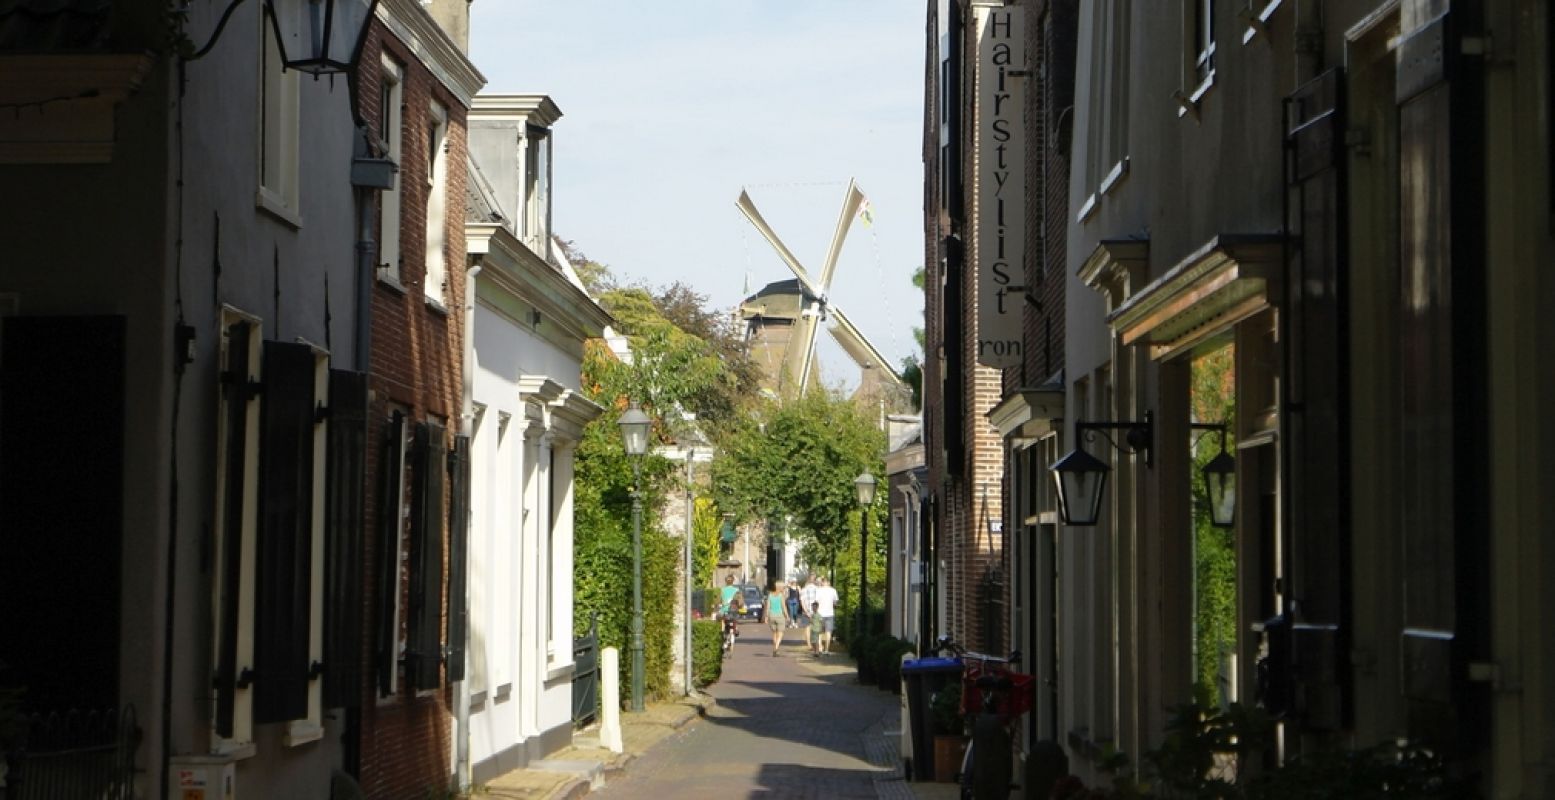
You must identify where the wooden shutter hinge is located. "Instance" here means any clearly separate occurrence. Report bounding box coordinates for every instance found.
[309,660,325,680]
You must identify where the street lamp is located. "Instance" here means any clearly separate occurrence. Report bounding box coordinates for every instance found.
[192,0,377,74]
[854,471,877,639]
[266,0,379,75]
[1202,444,1236,528]
[618,401,651,712]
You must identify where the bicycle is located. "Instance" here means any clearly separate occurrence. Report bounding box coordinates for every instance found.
[933,636,1035,800]
[720,610,739,655]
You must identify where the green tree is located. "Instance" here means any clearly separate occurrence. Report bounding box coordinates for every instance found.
[710,391,887,611]
[1190,347,1237,709]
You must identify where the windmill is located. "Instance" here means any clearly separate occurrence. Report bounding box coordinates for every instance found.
[735,179,905,400]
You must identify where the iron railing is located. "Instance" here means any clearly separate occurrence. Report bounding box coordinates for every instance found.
[3,704,140,800]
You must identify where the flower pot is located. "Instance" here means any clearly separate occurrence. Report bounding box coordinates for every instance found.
[933,734,968,783]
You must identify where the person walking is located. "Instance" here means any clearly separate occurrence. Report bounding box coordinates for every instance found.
[786,582,802,628]
[801,575,821,654]
[766,580,792,656]
[814,577,840,655]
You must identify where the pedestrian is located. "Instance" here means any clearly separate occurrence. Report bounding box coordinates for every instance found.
[814,577,840,655]
[786,581,802,628]
[766,580,792,656]
[801,575,821,654]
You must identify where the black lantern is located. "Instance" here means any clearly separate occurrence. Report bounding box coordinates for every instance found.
[266,0,379,76]
[1202,448,1236,528]
[1050,446,1110,526]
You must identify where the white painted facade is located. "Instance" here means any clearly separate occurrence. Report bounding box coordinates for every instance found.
[460,95,611,785]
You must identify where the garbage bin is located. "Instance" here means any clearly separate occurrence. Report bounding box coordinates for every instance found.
[901,656,962,782]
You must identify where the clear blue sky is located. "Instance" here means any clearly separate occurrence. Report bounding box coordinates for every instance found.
[469,2,927,390]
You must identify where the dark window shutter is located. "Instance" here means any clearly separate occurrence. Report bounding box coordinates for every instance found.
[375,412,406,697]
[254,341,317,724]
[214,321,253,737]
[1282,68,1351,731]
[1395,10,1489,751]
[446,434,471,682]
[407,421,447,691]
[324,370,368,708]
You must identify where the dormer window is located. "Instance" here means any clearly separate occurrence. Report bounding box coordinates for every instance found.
[524,125,550,247]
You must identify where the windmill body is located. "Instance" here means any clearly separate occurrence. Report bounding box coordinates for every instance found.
[735,180,906,401]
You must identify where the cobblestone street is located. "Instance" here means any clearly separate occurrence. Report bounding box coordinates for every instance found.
[590,622,920,800]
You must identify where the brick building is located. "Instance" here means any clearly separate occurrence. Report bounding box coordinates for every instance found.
[352,1,483,797]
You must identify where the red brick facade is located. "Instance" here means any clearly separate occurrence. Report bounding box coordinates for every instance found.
[354,18,470,799]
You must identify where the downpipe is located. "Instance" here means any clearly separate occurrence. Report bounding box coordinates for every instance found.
[455,261,482,791]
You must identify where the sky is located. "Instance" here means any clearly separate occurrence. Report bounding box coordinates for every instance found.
[469,3,927,392]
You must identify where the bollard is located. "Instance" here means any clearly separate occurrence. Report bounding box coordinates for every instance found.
[600,647,624,753]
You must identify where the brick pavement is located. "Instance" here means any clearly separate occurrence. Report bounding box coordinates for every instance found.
[477,622,965,800]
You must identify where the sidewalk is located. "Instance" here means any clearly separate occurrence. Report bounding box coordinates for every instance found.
[476,692,716,800]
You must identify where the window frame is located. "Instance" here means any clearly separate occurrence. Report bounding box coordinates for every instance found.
[211,308,263,758]
[423,101,449,309]
[377,55,405,287]
[257,4,301,226]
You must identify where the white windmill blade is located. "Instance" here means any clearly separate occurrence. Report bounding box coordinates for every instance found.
[828,306,905,387]
[788,301,825,396]
[815,179,867,294]
[735,189,824,298]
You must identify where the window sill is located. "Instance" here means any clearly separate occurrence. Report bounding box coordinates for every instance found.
[424,295,450,316]
[545,662,575,685]
[376,269,407,294]
[1076,193,1098,223]
[1175,72,1217,119]
[283,720,324,747]
[1098,157,1130,197]
[1241,0,1283,45]
[255,187,302,229]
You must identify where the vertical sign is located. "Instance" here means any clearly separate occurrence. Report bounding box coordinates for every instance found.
[976,3,1025,368]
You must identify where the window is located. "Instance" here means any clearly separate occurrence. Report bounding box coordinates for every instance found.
[375,410,409,697]
[258,6,300,224]
[522,125,550,248]
[1176,0,1218,116]
[424,103,449,306]
[378,56,404,284]
[212,309,263,754]
[1078,0,1130,221]
[1193,0,1217,86]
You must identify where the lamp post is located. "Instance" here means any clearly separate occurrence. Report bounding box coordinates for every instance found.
[854,471,877,639]
[618,402,651,712]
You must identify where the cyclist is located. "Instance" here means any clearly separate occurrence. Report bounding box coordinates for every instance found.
[718,575,743,651]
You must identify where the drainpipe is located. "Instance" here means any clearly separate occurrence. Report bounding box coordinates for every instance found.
[455,260,481,791]
[353,127,378,374]
[1294,0,1323,82]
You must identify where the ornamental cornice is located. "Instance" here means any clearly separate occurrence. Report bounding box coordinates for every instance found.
[1079,238,1149,312]
[377,0,486,107]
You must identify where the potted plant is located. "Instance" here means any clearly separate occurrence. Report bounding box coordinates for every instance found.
[929,677,967,782]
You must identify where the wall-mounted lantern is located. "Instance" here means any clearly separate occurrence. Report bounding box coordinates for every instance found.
[1050,411,1235,528]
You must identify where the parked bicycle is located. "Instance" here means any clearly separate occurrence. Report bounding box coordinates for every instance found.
[933,636,1035,800]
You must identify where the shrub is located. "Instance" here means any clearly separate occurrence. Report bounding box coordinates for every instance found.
[691,620,723,688]
[873,637,917,692]
[930,676,964,736]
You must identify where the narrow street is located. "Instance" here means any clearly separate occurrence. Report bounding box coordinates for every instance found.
[593,622,912,800]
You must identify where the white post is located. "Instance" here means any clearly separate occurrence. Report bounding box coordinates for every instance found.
[600,647,624,753]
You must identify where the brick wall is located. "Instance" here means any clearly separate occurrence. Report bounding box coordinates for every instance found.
[354,19,470,800]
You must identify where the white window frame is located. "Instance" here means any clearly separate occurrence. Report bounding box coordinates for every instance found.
[424,102,449,309]
[378,55,404,286]
[257,7,301,226]
[521,125,550,250]
[211,308,263,758]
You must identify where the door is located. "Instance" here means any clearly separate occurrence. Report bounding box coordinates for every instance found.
[0,316,125,712]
